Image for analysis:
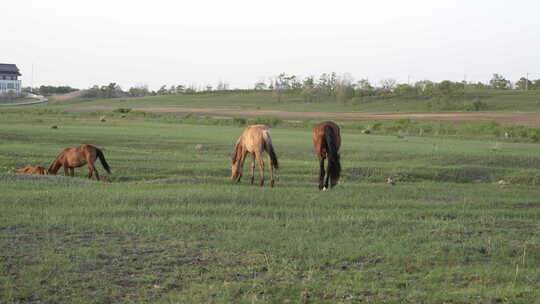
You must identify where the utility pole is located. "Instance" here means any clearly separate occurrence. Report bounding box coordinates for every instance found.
[463,74,467,105]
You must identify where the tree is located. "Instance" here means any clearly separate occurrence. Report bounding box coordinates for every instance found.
[272,82,285,103]
[301,84,318,103]
[318,72,337,97]
[379,79,396,95]
[356,79,373,90]
[185,85,197,94]
[336,85,354,102]
[254,82,267,90]
[489,73,511,89]
[515,77,532,90]
[356,79,374,97]
[532,80,540,90]
[394,83,417,97]
[128,84,151,97]
[303,76,315,87]
[157,85,168,95]
[335,73,354,102]
[216,81,229,91]
[175,85,185,94]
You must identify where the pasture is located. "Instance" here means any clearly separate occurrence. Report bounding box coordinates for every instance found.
[1,109,539,303]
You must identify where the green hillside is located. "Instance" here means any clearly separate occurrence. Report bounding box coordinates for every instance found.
[48,89,540,113]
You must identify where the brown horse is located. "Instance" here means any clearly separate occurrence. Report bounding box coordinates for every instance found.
[231,125,279,187]
[16,165,49,175]
[48,144,111,180]
[313,121,341,190]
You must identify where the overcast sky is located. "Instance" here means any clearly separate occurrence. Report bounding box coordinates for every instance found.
[3,0,539,90]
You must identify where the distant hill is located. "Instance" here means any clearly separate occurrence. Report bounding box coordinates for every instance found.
[50,89,540,114]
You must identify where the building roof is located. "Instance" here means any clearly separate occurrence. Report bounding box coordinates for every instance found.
[0,64,21,75]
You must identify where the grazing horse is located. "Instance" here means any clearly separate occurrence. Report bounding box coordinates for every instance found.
[48,144,111,180]
[313,121,341,190]
[16,165,49,175]
[231,125,279,187]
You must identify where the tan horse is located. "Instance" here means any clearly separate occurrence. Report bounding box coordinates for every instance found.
[313,121,341,190]
[231,125,279,187]
[16,166,49,175]
[48,144,111,180]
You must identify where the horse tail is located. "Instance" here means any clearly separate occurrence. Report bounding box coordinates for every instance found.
[263,131,279,169]
[96,148,111,174]
[324,125,341,184]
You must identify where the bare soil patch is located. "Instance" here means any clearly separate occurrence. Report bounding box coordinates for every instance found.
[72,106,540,126]
[49,91,84,101]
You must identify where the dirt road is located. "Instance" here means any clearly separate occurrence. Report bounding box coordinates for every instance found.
[71,106,540,126]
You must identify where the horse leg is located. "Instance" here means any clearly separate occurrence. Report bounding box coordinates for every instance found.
[268,153,275,187]
[319,157,326,190]
[87,158,100,180]
[69,167,74,177]
[250,153,256,185]
[234,151,246,183]
[324,159,331,190]
[256,152,265,186]
[63,161,70,177]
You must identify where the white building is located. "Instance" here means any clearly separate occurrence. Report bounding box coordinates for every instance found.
[0,64,22,94]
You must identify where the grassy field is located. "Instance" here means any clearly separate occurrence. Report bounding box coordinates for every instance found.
[1,109,539,303]
[46,89,540,113]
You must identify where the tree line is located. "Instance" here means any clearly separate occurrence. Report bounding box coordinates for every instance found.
[22,73,540,101]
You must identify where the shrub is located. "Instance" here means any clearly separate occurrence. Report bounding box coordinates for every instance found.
[466,99,488,111]
[232,117,247,126]
[252,116,282,127]
[113,108,132,113]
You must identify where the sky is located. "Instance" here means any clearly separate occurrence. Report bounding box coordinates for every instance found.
[2,0,539,90]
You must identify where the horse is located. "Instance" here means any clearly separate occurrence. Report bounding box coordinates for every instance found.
[313,121,341,190]
[48,144,111,180]
[231,125,279,187]
[16,165,49,175]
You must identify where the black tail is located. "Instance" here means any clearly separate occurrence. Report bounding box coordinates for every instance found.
[264,136,279,170]
[324,125,341,184]
[96,148,111,174]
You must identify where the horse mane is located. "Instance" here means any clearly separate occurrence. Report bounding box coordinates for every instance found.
[231,139,243,164]
[48,152,63,173]
[324,125,341,185]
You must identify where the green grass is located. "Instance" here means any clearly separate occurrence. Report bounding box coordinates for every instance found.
[0,97,37,105]
[45,89,540,113]
[1,111,539,303]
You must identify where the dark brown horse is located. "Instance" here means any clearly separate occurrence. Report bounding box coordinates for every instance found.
[48,144,111,180]
[313,121,341,190]
[231,125,279,187]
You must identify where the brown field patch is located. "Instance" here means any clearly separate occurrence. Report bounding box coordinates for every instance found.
[71,106,540,126]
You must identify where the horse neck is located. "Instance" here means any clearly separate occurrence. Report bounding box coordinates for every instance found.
[48,154,63,174]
